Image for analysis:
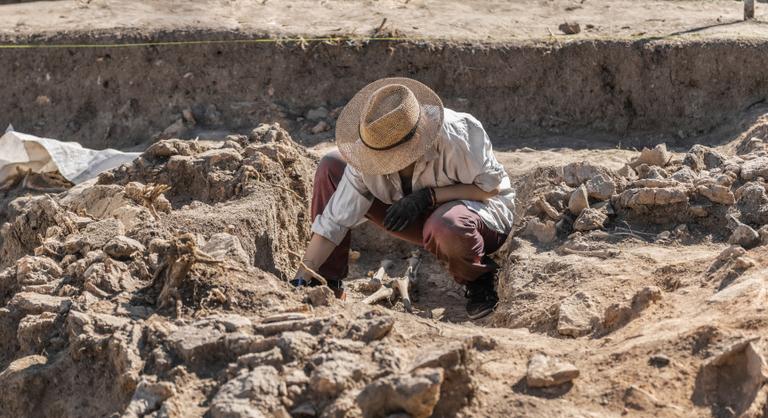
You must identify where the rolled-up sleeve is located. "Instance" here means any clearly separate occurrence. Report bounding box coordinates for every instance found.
[445,114,506,192]
[311,166,373,245]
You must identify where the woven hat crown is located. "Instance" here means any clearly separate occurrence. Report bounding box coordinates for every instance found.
[359,84,420,151]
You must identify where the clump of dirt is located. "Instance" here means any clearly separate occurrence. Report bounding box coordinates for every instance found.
[98,123,316,279]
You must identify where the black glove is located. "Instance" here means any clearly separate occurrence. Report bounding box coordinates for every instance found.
[384,188,435,232]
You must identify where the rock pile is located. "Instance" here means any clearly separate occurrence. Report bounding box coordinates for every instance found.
[520,142,768,249]
[0,126,480,418]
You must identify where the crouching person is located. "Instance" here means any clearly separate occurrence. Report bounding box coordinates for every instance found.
[291,77,515,319]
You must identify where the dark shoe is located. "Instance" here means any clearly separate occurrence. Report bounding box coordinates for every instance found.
[326,279,346,300]
[464,273,498,320]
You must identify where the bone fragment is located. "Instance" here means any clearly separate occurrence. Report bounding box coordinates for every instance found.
[369,259,394,291]
[362,286,394,305]
[560,247,620,259]
[397,251,422,312]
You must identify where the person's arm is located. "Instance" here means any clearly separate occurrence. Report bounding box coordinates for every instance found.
[294,166,373,284]
[297,233,337,277]
[434,183,499,203]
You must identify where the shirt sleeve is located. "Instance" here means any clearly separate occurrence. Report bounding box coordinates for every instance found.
[311,165,374,245]
[445,114,506,192]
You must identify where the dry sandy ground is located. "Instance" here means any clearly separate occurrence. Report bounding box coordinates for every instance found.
[2,0,768,41]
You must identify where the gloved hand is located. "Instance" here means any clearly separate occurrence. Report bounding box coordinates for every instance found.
[290,267,315,288]
[383,188,435,232]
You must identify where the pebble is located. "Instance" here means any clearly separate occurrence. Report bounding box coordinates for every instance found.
[648,354,671,368]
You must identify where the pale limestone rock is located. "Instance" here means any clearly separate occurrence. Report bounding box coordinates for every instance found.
[357,368,444,418]
[526,353,580,388]
[573,208,607,231]
[568,185,589,215]
[557,292,599,337]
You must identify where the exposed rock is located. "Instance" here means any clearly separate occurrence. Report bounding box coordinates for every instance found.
[736,182,768,225]
[8,292,71,314]
[617,164,637,179]
[237,347,284,369]
[717,245,747,262]
[585,174,616,201]
[568,185,589,215]
[0,355,49,416]
[563,162,611,187]
[307,285,334,307]
[734,256,756,270]
[409,342,474,415]
[525,353,579,388]
[15,256,62,286]
[624,385,667,411]
[65,218,126,255]
[631,144,671,168]
[573,208,607,231]
[209,366,288,418]
[630,178,679,188]
[199,314,253,333]
[692,338,768,416]
[636,164,668,179]
[17,312,58,353]
[309,352,363,397]
[759,225,768,245]
[200,233,250,266]
[104,236,146,260]
[123,379,176,418]
[200,148,243,171]
[697,184,735,205]
[277,331,317,362]
[602,286,662,332]
[683,145,726,171]
[557,292,599,337]
[729,223,760,248]
[536,197,562,220]
[739,156,768,181]
[670,167,697,183]
[357,368,444,418]
[613,187,689,207]
[523,218,557,244]
[167,325,225,366]
[345,311,394,342]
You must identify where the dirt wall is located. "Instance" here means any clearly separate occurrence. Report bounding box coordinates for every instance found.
[2,34,768,149]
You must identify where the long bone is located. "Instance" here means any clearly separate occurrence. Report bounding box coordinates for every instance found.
[362,251,422,311]
[394,251,421,312]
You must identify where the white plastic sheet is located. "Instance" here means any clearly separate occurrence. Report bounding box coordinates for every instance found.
[0,129,140,185]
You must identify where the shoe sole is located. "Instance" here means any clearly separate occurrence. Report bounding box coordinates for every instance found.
[467,306,495,320]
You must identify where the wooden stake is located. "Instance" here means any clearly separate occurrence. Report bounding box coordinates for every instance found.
[745,0,755,20]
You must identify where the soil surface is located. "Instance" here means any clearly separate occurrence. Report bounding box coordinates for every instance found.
[3,2,768,418]
[3,0,768,41]
[2,117,768,417]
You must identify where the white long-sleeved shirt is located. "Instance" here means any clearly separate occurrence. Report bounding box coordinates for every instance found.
[312,108,516,245]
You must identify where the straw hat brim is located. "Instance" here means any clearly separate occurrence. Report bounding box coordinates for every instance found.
[336,77,444,176]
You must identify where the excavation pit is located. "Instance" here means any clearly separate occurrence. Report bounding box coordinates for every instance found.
[4,4,768,416]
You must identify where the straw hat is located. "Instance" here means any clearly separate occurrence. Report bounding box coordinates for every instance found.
[336,77,444,175]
